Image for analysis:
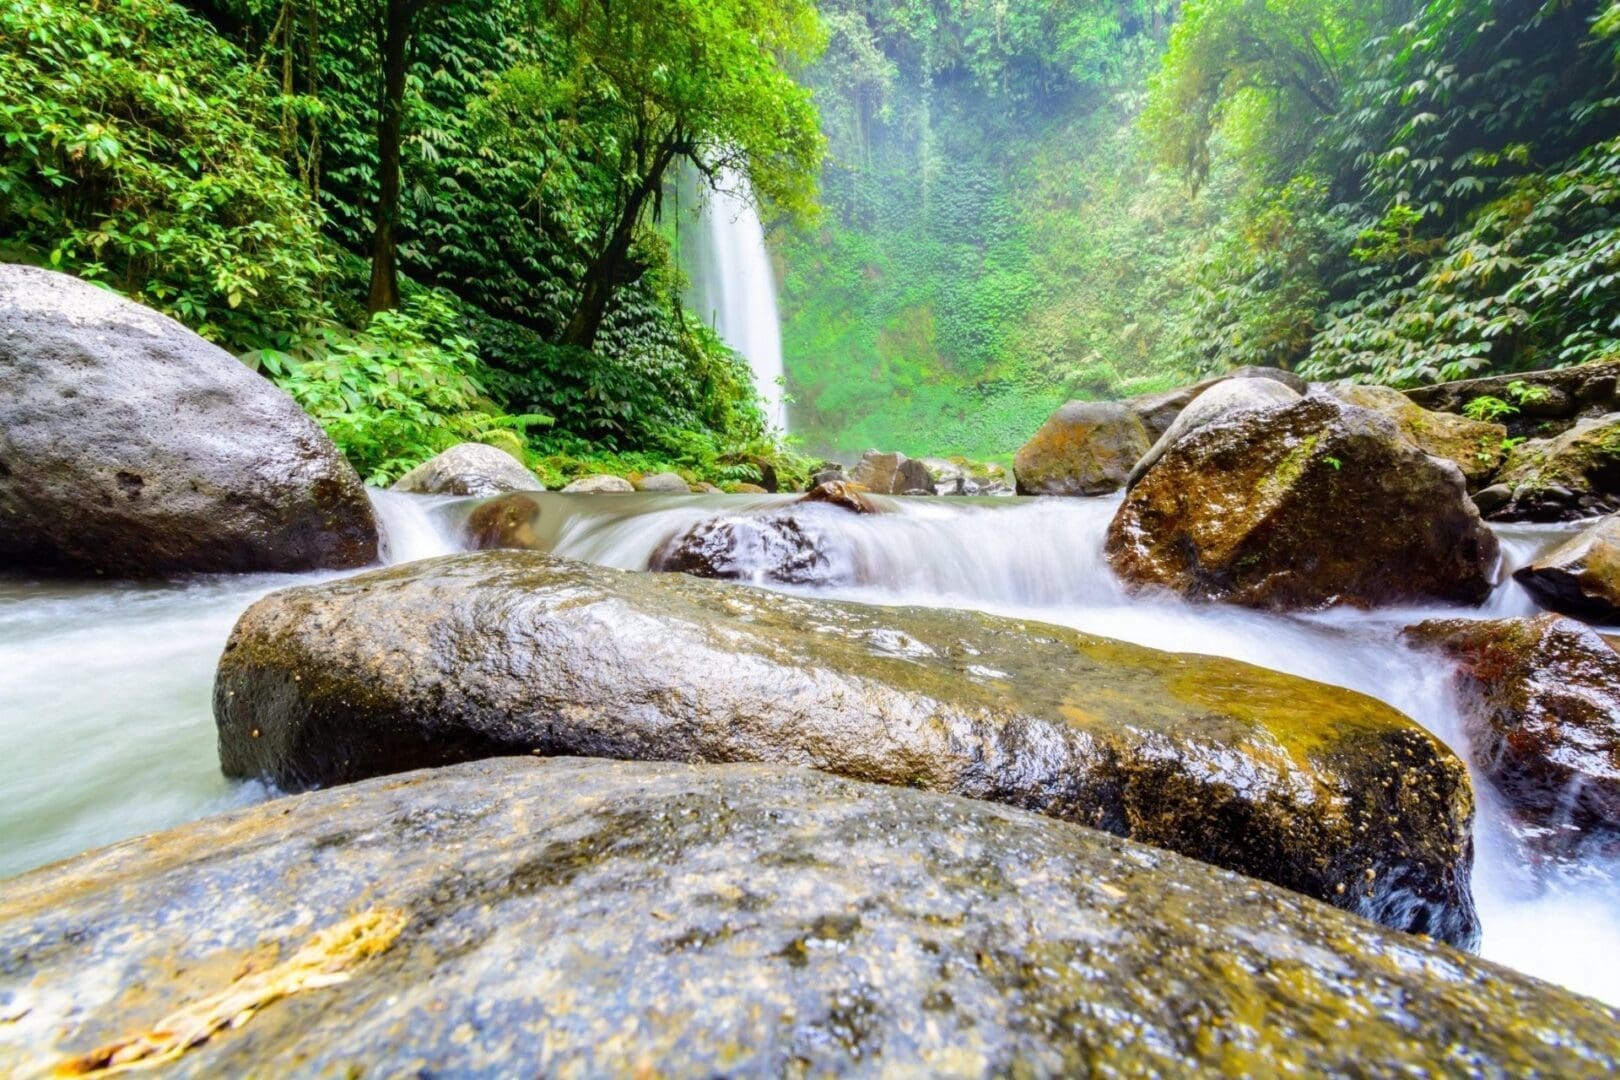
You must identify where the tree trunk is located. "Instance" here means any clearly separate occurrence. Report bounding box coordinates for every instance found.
[367,0,412,313]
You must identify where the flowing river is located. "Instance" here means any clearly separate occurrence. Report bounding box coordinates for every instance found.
[2,490,1615,1005]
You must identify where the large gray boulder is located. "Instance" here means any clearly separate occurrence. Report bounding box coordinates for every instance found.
[560,474,633,494]
[216,551,1479,944]
[1108,396,1499,610]
[0,265,377,575]
[1126,377,1301,490]
[391,442,543,497]
[1013,401,1151,496]
[1,758,1613,1077]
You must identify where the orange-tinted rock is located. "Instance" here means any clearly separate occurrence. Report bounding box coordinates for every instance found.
[1014,402,1150,496]
[1405,614,1620,849]
[1106,396,1499,610]
[1514,514,1620,622]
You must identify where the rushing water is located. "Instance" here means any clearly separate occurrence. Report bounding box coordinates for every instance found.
[2,489,1616,1005]
[682,167,788,431]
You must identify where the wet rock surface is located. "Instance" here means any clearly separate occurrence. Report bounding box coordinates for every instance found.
[0,264,377,575]
[1014,401,1151,496]
[1125,377,1301,490]
[2,757,1611,1078]
[649,507,854,586]
[1404,615,1620,849]
[1513,514,1620,622]
[1108,396,1499,610]
[462,491,547,551]
[799,480,880,514]
[217,551,1479,943]
[1486,413,1620,521]
[390,442,543,497]
[1326,383,1508,488]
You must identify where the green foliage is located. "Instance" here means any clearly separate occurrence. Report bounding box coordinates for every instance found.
[253,291,551,483]
[0,0,332,345]
[1462,395,1517,422]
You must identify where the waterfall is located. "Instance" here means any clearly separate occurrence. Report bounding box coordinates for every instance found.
[683,167,788,432]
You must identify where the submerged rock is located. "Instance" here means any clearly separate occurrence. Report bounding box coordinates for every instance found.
[648,508,852,586]
[1486,414,1620,521]
[1126,377,1301,490]
[1108,396,1499,610]
[799,480,879,515]
[391,442,543,497]
[0,264,377,575]
[1014,401,1151,496]
[1405,615,1620,849]
[2,757,1612,1077]
[560,474,634,494]
[1326,383,1508,488]
[462,491,546,551]
[1514,515,1620,622]
[217,551,1479,943]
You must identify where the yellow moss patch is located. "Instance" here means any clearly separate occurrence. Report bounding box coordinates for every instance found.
[57,908,408,1076]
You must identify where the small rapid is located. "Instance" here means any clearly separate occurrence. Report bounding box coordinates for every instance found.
[1,488,1615,1005]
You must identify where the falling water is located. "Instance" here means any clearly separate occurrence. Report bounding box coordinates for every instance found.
[683,167,788,431]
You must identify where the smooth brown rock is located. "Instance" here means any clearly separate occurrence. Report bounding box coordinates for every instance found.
[462,492,546,550]
[849,450,931,495]
[1014,401,1150,496]
[1405,614,1620,849]
[1513,515,1620,622]
[1107,396,1499,610]
[0,264,377,575]
[1125,378,1302,490]
[799,480,879,515]
[216,551,1480,944]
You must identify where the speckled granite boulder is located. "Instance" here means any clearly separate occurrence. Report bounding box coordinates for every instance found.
[391,442,543,497]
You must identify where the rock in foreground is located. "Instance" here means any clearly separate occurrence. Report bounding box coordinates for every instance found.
[0,264,377,575]
[1513,514,1620,622]
[1108,396,1499,610]
[1405,615,1620,850]
[391,442,543,497]
[0,758,1612,1077]
[217,551,1478,943]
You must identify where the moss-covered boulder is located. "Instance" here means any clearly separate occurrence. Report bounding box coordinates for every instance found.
[1513,514,1620,622]
[1405,615,1620,851]
[1327,383,1508,488]
[1486,414,1620,521]
[0,264,377,576]
[217,551,1479,943]
[1125,377,1301,490]
[1107,396,1499,610]
[1014,401,1151,496]
[3,757,1613,1076]
[390,442,543,497]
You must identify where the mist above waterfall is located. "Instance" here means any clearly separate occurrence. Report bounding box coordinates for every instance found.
[680,167,788,433]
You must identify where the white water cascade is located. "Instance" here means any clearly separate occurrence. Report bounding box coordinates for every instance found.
[683,167,788,431]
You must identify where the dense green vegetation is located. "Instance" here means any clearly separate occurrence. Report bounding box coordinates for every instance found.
[785,0,1620,459]
[4,0,1616,470]
[1,0,820,486]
